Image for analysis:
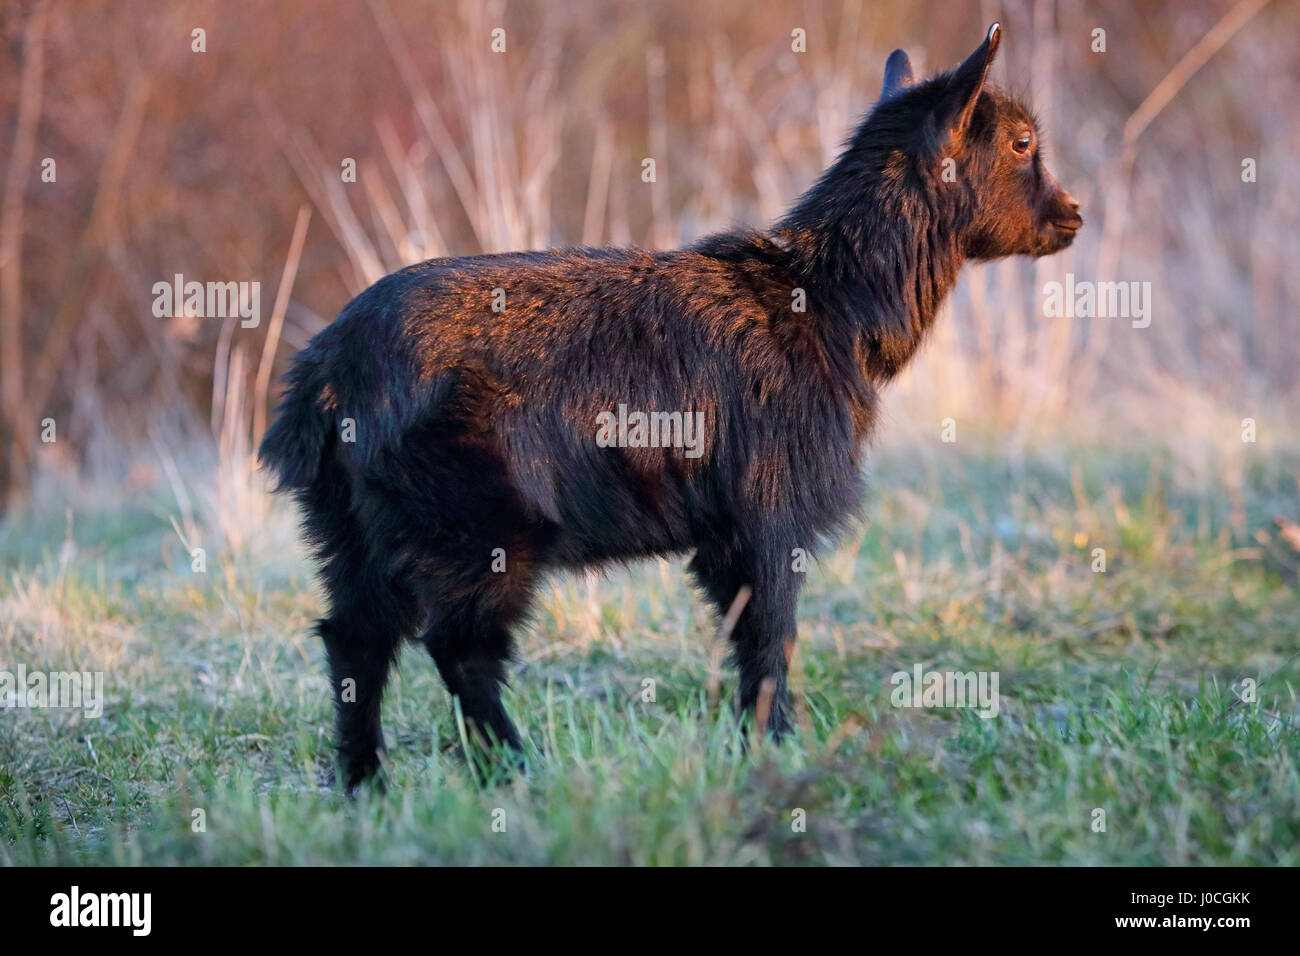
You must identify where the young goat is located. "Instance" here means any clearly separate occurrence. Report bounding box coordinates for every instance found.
[260,23,1082,789]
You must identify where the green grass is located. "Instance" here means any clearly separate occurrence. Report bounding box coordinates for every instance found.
[2,442,1298,864]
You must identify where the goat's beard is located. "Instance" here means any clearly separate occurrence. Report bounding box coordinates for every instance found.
[1034,226,1078,257]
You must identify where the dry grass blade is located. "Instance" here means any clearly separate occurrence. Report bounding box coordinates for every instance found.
[751,677,777,752]
[253,205,313,444]
[706,584,751,706]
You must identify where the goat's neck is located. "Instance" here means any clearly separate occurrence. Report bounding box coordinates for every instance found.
[774,162,966,383]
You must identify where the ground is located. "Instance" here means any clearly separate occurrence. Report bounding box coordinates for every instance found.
[2,441,1298,865]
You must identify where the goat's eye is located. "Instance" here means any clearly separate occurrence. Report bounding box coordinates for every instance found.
[1012,134,1033,156]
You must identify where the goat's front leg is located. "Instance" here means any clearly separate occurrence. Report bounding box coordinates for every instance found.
[691,544,801,740]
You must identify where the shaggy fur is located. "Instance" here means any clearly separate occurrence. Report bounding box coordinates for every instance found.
[260,23,1081,789]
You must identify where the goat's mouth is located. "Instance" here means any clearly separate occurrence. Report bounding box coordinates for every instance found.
[1034,217,1082,256]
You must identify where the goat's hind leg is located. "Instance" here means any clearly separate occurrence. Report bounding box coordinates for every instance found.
[312,515,413,793]
[421,561,538,777]
[318,612,400,792]
[425,609,522,755]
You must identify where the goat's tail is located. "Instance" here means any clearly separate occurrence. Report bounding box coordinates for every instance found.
[258,353,334,492]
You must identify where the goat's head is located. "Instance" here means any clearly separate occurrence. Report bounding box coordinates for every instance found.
[877,23,1082,260]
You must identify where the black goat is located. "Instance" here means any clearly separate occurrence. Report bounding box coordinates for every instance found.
[260,23,1082,789]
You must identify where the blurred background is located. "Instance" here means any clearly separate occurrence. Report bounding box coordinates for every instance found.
[3,1,1299,867]
[1,0,1296,524]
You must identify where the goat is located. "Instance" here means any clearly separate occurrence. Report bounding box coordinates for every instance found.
[259,23,1082,789]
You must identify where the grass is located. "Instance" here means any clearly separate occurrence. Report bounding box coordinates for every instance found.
[2,440,1298,865]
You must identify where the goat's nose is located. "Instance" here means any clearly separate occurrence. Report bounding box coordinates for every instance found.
[1065,193,1081,213]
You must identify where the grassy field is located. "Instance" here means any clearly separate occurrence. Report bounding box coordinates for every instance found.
[2,441,1298,865]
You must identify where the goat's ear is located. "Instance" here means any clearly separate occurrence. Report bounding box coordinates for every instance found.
[881,49,915,100]
[938,22,1001,137]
